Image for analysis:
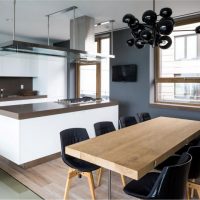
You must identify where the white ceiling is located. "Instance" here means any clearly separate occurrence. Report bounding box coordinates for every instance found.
[0,0,200,43]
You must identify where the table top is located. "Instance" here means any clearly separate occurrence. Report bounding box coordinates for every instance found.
[65,117,200,180]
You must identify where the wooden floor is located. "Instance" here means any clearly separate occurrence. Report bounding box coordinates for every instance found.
[0,156,134,200]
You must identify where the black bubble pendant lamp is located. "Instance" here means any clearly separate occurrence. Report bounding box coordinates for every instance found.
[123,0,200,49]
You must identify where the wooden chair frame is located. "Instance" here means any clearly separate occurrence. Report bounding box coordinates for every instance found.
[187,180,200,199]
[64,167,102,200]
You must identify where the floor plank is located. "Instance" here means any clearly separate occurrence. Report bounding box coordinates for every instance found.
[0,156,134,199]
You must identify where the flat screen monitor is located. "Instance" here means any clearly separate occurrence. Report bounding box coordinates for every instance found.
[112,64,137,82]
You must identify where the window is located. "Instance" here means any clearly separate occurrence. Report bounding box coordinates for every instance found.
[175,35,197,60]
[76,35,110,99]
[155,18,200,105]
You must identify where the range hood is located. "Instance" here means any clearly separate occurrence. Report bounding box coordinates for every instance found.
[0,4,114,62]
[0,39,114,62]
[69,15,115,62]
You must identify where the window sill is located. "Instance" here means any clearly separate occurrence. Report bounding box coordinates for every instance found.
[150,102,200,112]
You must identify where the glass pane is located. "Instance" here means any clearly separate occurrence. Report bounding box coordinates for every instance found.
[160,22,200,78]
[187,35,197,59]
[80,65,96,97]
[101,38,110,99]
[157,83,200,104]
[175,37,185,60]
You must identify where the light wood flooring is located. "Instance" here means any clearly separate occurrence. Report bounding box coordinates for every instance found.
[0,156,134,200]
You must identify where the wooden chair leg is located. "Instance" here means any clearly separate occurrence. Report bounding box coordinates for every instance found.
[120,175,126,187]
[187,180,200,200]
[84,172,96,200]
[190,188,194,198]
[190,179,195,198]
[63,168,78,200]
[197,189,200,198]
[96,168,103,187]
[186,184,190,200]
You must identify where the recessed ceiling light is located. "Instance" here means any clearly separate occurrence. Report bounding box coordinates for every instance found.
[95,20,115,27]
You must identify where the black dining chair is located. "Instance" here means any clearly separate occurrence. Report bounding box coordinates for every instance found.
[60,128,101,200]
[123,153,192,199]
[156,145,200,199]
[137,112,151,122]
[187,146,200,199]
[94,121,126,187]
[119,116,138,128]
[94,121,116,136]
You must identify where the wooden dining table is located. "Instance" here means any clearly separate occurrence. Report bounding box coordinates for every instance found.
[65,117,200,199]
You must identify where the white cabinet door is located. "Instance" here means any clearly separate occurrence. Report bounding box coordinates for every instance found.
[0,54,38,77]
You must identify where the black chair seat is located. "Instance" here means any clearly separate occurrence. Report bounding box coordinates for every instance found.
[67,157,99,172]
[124,172,160,199]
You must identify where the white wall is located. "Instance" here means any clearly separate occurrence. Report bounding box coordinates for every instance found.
[33,55,67,101]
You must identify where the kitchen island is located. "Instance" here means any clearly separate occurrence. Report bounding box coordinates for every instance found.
[0,100,118,166]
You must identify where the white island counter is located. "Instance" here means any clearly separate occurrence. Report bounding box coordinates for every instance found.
[0,101,118,166]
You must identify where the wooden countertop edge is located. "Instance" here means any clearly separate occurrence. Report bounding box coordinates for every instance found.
[65,146,139,180]
[0,101,118,120]
[0,95,48,102]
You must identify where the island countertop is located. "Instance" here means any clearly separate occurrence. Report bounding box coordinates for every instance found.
[0,100,118,120]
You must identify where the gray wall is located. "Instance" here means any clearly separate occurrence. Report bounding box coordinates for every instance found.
[110,29,200,121]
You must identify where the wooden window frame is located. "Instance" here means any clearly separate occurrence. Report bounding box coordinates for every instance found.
[154,16,200,106]
[76,35,110,98]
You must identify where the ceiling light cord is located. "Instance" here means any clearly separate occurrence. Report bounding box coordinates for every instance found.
[111,21,114,55]
[45,6,77,46]
[13,0,16,41]
[47,16,50,46]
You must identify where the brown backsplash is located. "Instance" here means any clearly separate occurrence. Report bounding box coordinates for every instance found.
[0,77,33,96]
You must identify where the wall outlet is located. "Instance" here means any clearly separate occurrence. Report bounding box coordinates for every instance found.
[20,85,24,90]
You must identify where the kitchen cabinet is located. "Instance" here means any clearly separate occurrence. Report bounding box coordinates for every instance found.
[0,53,38,77]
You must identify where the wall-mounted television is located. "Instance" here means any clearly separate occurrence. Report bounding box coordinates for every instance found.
[112,64,137,82]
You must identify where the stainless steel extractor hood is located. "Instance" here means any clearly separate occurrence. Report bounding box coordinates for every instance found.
[0,3,114,61]
[70,16,96,52]
[0,40,115,61]
[69,15,115,63]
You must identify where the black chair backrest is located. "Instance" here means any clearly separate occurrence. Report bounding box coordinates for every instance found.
[94,121,116,136]
[138,112,151,122]
[119,116,137,128]
[148,153,192,199]
[60,128,89,167]
[187,146,200,179]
